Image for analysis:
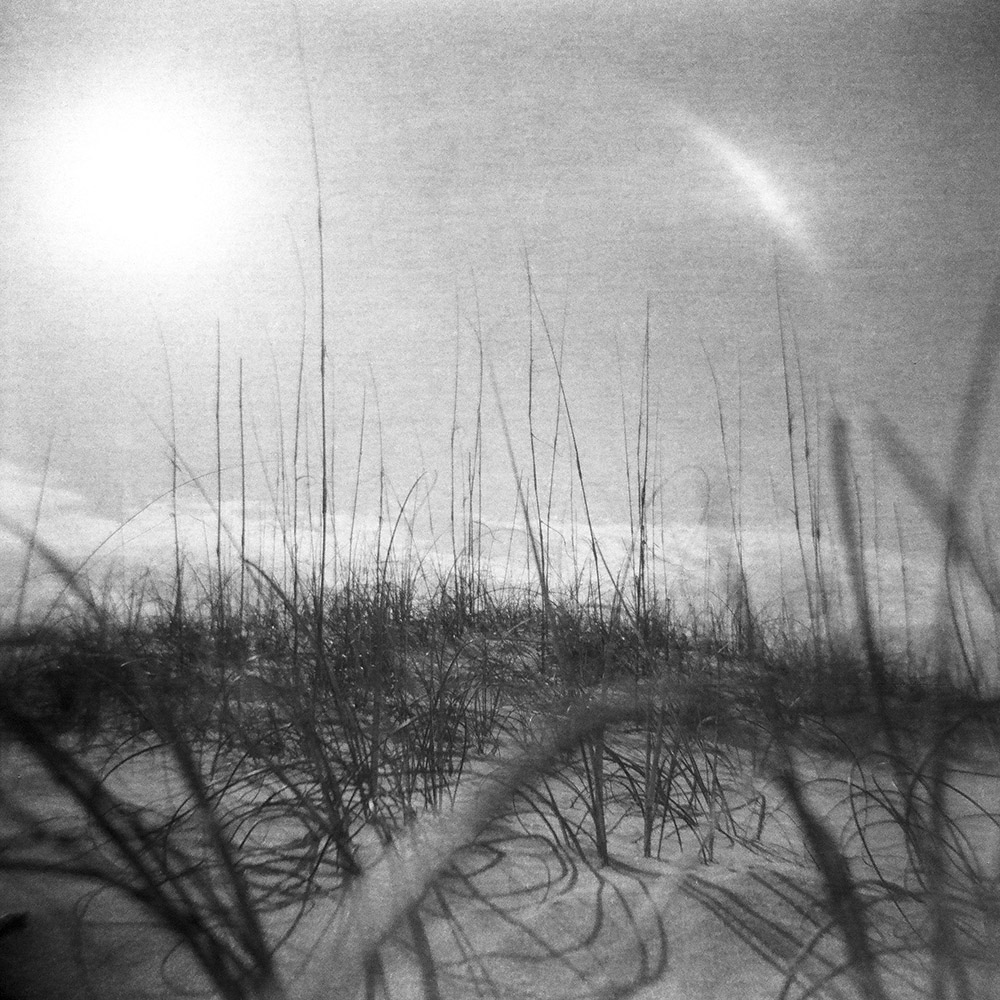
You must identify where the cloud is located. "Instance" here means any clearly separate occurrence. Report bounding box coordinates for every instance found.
[1,460,987,668]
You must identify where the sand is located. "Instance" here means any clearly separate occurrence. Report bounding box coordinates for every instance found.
[2,729,998,1000]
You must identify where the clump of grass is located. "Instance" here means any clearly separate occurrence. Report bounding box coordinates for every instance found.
[765,277,1000,1000]
[4,254,1000,1000]
[0,532,686,999]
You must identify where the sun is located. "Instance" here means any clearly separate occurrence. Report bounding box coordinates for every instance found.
[45,91,242,274]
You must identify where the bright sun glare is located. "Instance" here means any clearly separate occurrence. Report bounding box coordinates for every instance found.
[46,92,241,274]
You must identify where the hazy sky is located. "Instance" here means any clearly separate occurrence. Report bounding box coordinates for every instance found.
[2,1,999,627]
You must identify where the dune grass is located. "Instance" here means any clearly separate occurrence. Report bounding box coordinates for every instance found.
[2,274,1000,1000]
